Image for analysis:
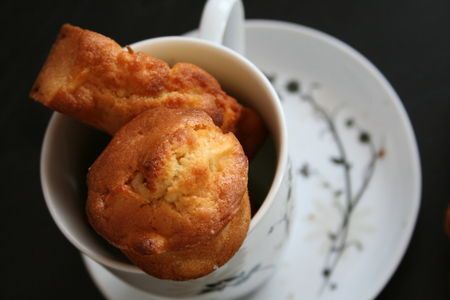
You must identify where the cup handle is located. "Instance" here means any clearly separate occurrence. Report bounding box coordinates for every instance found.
[199,0,245,54]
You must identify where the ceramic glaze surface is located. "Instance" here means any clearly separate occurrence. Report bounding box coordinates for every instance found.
[84,20,421,300]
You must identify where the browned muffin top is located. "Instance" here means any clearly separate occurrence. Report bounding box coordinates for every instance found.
[86,107,248,257]
[30,24,266,158]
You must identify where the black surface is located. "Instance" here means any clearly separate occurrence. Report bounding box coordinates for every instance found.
[1,0,449,299]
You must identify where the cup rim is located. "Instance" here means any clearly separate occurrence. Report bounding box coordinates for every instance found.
[40,36,288,274]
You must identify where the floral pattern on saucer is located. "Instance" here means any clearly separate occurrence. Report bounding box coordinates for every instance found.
[267,73,386,294]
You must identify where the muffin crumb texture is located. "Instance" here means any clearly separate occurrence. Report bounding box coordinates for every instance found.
[86,108,250,280]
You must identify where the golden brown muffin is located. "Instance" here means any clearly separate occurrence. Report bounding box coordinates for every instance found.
[29,24,266,158]
[87,107,250,280]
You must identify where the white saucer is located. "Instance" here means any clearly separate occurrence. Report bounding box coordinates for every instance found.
[83,20,421,300]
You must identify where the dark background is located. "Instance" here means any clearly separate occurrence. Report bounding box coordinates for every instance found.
[1,0,449,299]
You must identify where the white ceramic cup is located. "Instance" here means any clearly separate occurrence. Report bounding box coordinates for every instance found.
[41,0,291,298]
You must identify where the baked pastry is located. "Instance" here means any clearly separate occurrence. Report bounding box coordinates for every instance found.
[30,24,266,158]
[87,107,250,280]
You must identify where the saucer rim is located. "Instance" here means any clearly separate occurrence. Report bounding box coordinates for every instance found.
[84,20,422,300]
[243,19,421,300]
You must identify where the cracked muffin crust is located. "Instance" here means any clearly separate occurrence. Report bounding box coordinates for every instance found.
[29,24,266,158]
[86,107,250,280]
